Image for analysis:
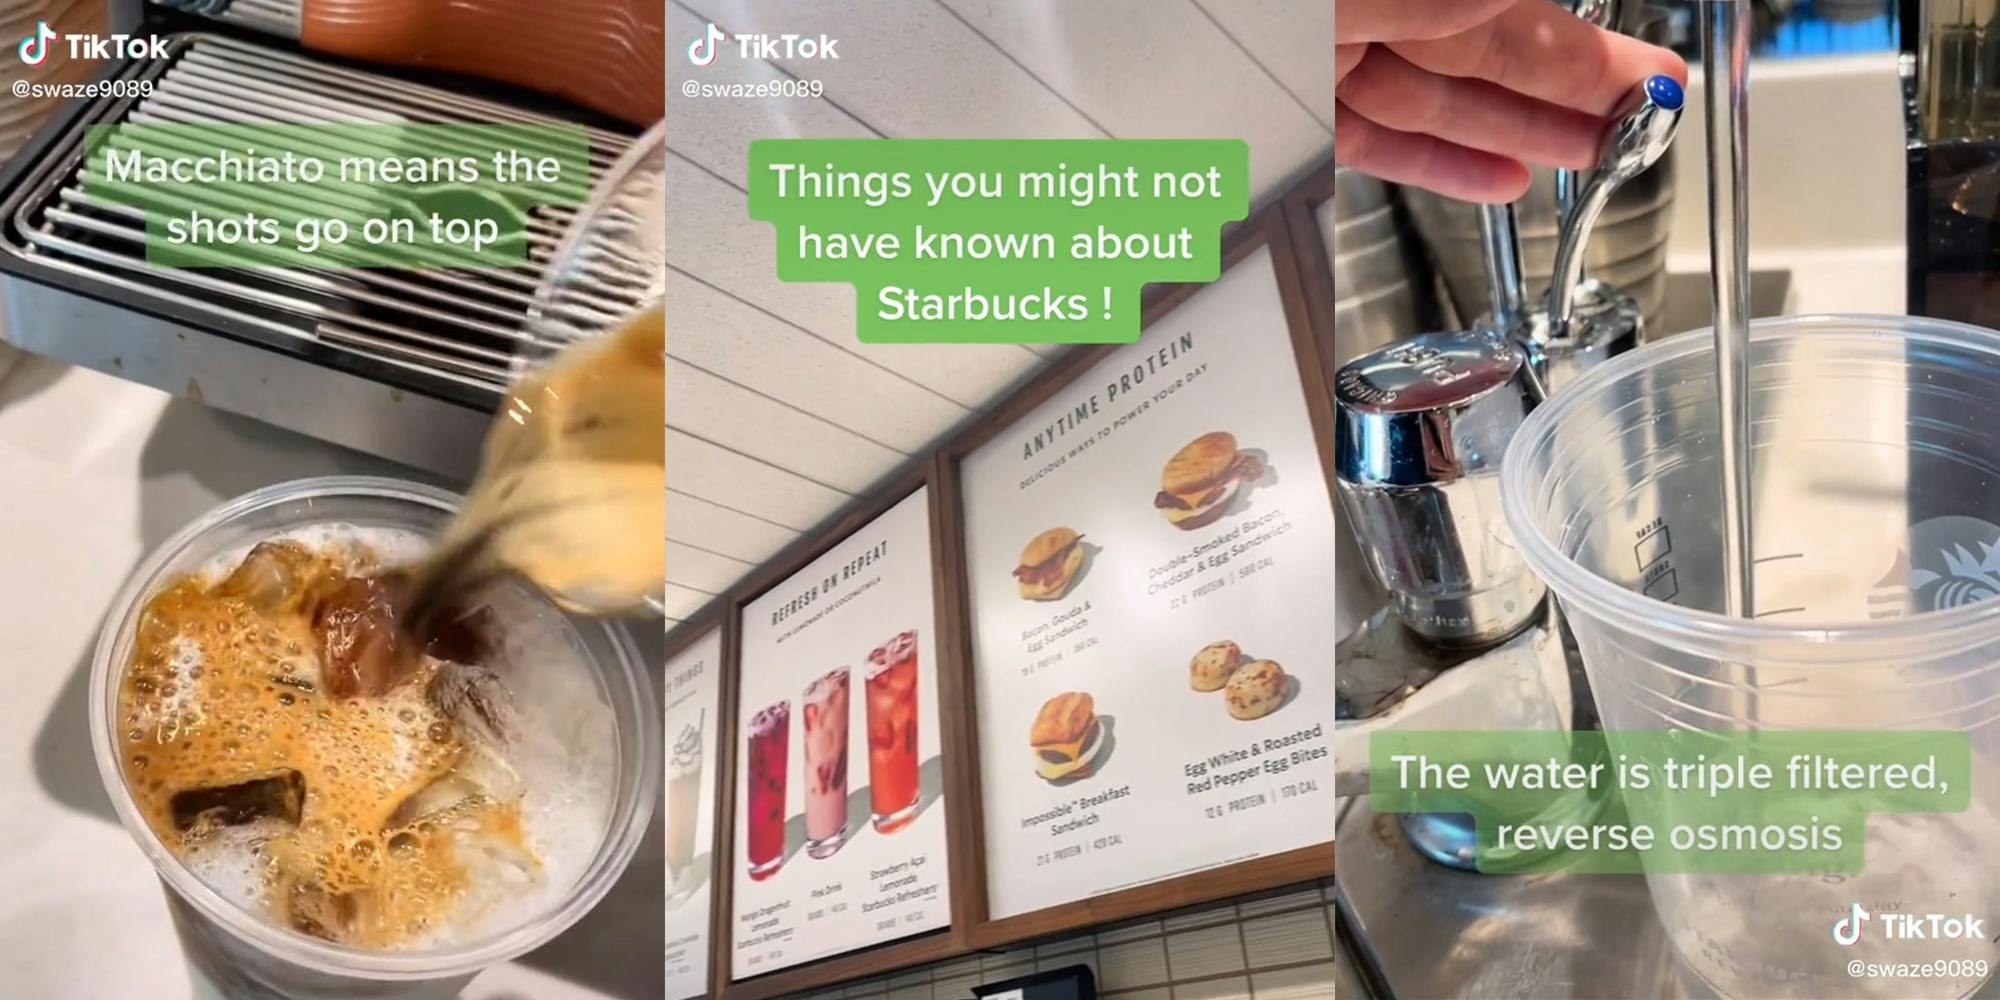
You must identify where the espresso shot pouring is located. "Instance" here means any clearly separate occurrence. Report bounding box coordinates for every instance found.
[401,303,667,634]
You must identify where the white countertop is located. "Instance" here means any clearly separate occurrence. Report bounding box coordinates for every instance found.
[1664,53,1908,320]
[0,347,659,999]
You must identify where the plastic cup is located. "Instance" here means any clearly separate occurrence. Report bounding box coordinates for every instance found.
[1502,317,2000,998]
[89,476,660,998]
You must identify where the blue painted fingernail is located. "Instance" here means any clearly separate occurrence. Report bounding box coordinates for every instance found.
[1645,74,1684,112]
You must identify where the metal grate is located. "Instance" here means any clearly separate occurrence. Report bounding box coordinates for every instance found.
[1,33,640,397]
[150,0,306,38]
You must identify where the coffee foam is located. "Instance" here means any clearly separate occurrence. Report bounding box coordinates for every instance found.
[138,523,617,950]
[437,581,617,947]
[196,523,429,584]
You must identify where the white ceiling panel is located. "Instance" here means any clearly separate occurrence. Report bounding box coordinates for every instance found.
[666,270,969,452]
[667,427,852,530]
[666,156,1046,406]
[664,540,759,595]
[683,0,1104,140]
[1193,0,1336,133]
[662,582,717,621]
[667,358,906,494]
[666,489,801,565]
[935,0,1332,203]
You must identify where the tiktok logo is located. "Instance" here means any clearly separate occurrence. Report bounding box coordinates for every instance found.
[687,22,725,67]
[17,20,55,66]
[1833,902,1871,947]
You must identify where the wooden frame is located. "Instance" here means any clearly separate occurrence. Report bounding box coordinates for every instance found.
[936,202,1337,950]
[658,605,727,1000]
[1281,160,1338,392]
[714,459,978,1000]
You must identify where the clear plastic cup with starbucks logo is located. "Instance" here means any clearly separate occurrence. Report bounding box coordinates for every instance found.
[1502,316,2000,999]
[90,476,660,998]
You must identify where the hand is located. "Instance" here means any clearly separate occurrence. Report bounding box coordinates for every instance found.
[1336,0,1686,202]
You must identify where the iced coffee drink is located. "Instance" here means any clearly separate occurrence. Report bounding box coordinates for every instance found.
[745,701,790,881]
[664,715,703,907]
[801,667,850,859]
[112,519,626,952]
[864,631,921,834]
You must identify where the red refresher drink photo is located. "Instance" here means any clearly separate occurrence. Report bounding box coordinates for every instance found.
[745,701,790,881]
[864,631,922,834]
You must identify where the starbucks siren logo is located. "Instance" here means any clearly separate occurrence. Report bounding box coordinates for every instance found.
[1903,516,2000,612]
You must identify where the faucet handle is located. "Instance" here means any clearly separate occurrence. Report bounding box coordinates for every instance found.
[1547,74,1684,328]
[1551,0,1621,221]
[1605,75,1686,179]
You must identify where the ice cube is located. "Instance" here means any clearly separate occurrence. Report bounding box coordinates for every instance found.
[169,770,305,833]
[451,820,538,883]
[388,773,480,828]
[307,576,412,698]
[280,877,369,943]
[388,744,522,827]
[427,660,515,747]
[454,741,523,802]
[423,602,497,667]
[447,819,542,926]
[214,541,315,611]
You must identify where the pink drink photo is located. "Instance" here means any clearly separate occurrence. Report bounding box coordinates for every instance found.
[801,667,851,859]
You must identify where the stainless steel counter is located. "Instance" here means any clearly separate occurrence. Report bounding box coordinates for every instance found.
[1335,795,1689,999]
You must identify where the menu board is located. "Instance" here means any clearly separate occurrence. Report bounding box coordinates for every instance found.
[663,628,721,999]
[731,489,950,977]
[961,245,1337,920]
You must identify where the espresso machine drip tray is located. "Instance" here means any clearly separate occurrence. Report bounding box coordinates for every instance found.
[0,30,643,478]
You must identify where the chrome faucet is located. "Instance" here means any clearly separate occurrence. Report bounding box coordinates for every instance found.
[1547,75,1685,334]
[1553,0,1621,223]
[1340,75,1683,650]
[1474,74,1685,390]
[1332,329,1578,870]
[1332,74,1683,870]
[1334,330,1547,648]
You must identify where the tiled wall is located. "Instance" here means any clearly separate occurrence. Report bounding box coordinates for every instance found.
[792,879,1337,1000]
